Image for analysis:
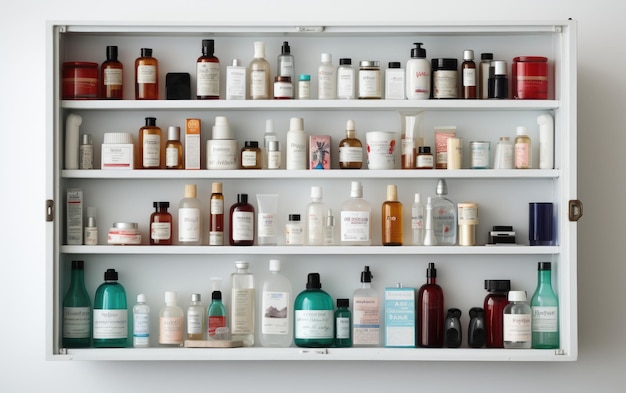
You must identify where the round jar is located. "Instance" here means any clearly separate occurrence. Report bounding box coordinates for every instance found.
[512,56,549,99]
[358,61,382,99]
[273,76,293,99]
[63,62,99,99]
[108,222,142,245]
[431,58,458,99]
[416,146,434,169]
[470,141,491,169]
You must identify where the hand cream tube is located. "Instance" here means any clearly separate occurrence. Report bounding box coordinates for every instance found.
[256,194,279,245]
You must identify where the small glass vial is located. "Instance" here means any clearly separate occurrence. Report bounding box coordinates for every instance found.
[267,140,281,169]
[358,61,382,99]
[385,62,405,100]
[324,209,335,245]
[79,134,93,170]
[240,141,261,169]
[285,214,304,245]
[165,126,183,169]
[334,298,352,347]
[503,290,532,349]
[150,201,172,245]
[298,74,310,99]
[273,76,293,99]
[416,146,434,169]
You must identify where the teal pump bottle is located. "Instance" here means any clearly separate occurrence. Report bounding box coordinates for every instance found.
[93,269,128,348]
[62,260,91,348]
[294,273,334,347]
[531,262,559,348]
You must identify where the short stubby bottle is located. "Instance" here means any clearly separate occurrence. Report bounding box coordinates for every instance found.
[294,273,334,347]
[93,269,128,348]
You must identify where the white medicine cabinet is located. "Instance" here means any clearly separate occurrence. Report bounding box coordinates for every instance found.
[46,21,579,361]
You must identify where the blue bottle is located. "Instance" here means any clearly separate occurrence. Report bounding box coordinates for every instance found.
[294,273,334,347]
[93,269,128,348]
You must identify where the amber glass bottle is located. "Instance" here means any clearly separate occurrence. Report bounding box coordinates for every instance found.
[338,119,363,169]
[135,48,158,100]
[196,39,220,100]
[382,184,403,246]
[461,50,477,99]
[101,46,123,99]
[209,182,225,246]
[165,126,183,169]
[138,117,163,169]
[150,202,172,245]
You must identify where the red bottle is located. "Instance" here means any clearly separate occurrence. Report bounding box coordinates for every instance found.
[483,279,510,348]
[229,193,255,246]
[417,262,444,347]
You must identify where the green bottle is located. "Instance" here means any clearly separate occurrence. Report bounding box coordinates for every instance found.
[93,269,128,348]
[62,260,91,348]
[294,273,334,348]
[531,262,559,349]
[334,298,352,347]
[207,290,227,339]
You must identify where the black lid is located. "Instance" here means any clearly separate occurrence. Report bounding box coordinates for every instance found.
[202,39,215,56]
[410,42,426,58]
[337,298,349,308]
[447,308,461,318]
[289,214,301,221]
[212,290,222,300]
[418,146,431,153]
[141,48,152,57]
[360,266,372,283]
[481,53,494,60]
[106,46,118,61]
[237,193,248,203]
[426,262,437,278]
[306,273,322,289]
[388,61,401,69]
[104,268,118,281]
[153,201,170,209]
[432,58,458,70]
[538,262,552,270]
[469,307,484,318]
[484,279,511,292]
[145,117,157,127]
[71,260,84,269]
[339,58,352,65]
[281,41,290,54]
[244,141,259,148]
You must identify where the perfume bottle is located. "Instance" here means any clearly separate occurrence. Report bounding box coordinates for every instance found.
[432,179,457,245]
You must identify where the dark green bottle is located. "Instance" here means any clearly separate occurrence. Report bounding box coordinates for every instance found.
[62,260,91,348]
[334,298,352,347]
[207,290,227,339]
[294,273,334,348]
[93,269,128,348]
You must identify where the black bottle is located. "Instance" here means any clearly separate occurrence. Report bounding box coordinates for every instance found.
[468,307,486,348]
[488,60,508,99]
[444,308,462,348]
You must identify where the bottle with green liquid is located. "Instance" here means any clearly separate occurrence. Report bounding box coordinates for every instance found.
[93,268,128,348]
[62,260,91,348]
[294,273,334,348]
[531,262,559,348]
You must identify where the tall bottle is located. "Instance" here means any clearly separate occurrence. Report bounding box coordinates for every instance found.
[150,201,172,245]
[338,119,363,169]
[62,260,91,348]
[196,39,220,99]
[531,262,559,348]
[260,259,293,347]
[411,193,425,245]
[432,179,457,245]
[159,291,184,347]
[382,184,403,246]
[165,126,183,169]
[208,182,224,246]
[484,279,510,348]
[277,41,295,98]
[133,293,150,348]
[514,126,532,169]
[101,45,123,99]
[248,41,271,99]
[286,117,307,170]
[207,277,226,339]
[423,196,438,246]
[93,268,127,348]
[138,117,163,169]
[461,49,477,99]
[340,181,371,246]
[318,53,336,99]
[178,184,201,245]
[135,48,158,100]
[306,186,327,245]
[263,119,278,169]
[417,263,444,348]
[478,53,493,99]
[294,273,334,347]
[503,290,532,349]
[336,58,355,99]
[406,43,430,100]
[229,193,255,246]
[186,293,205,340]
[353,266,380,346]
[231,261,255,346]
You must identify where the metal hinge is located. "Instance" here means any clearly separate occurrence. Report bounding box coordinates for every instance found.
[555,348,567,356]
[46,199,54,222]
[568,200,583,222]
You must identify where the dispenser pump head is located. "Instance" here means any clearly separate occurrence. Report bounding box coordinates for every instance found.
[360,266,373,283]
[411,43,427,58]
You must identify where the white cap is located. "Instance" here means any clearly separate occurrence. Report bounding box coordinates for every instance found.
[265,119,274,134]
[213,116,233,140]
[516,126,528,136]
[350,181,363,198]
[137,293,146,303]
[289,117,304,132]
[164,291,177,305]
[414,193,421,203]
[235,260,249,269]
[210,277,223,291]
[311,186,322,199]
[346,119,355,131]
[269,259,281,272]
[103,132,132,144]
[508,290,527,301]
[321,53,332,63]
[253,41,265,58]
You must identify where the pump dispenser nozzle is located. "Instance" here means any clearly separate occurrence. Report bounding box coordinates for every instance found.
[411,43,427,58]
[360,266,373,283]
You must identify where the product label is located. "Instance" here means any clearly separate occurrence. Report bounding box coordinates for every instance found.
[411,207,424,230]
[63,306,91,338]
[231,288,254,334]
[433,70,458,98]
[241,150,258,167]
[151,222,171,240]
[209,231,224,246]
[407,66,430,97]
[187,309,203,335]
[102,144,133,169]
[159,316,183,344]
[79,145,93,169]
[503,313,532,342]
[515,143,530,168]
[250,70,268,98]
[285,223,304,245]
[307,210,324,244]
[336,317,350,339]
[104,68,123,86]
[210,199,224,215]
[208,315,226,336]
[197,62,220,96]
[353,296,380,345]
[207,142,238,169]
[337,68,354,98]
[142,133,160,167]
[433,204,456,243]
[416,154,434,168]
[470,142,490,168]
[339,146,363,163]
[385,70,405,99]
[166,147,179,167]
[262,291,290,335]
[226,66,246,99]
[273,81,293,98]
[137,64,156,84]
[358,69,381,98]
[178,207,200,242]
[384,288,416,347]
[279,59,294,78]
[298,81,310,99]
[232,211,254,241]
[268,151,281,169]
[532,306,558,332]
[340,211,370,242]
[401,139,415,156]
[93,309,128,339]
[258,213,276,238]
[133,313,150,338]
[66,189,83,245]
[295,310,334,339]
[463,68,476,86]
[318,69,335,99]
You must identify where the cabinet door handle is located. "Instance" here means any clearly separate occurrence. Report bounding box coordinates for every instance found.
[46,199,55,222]
[568,199,583,221]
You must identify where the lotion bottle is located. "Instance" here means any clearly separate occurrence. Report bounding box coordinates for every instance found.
[318,53,336,99]
[178,184,201,245]
[417,263,444,348]
[406,43,430,100]
[286,117,307,169]
[306,186,327,245]
[260,259,293,347]
[352,266,380,346]
[159,291,184,347]
[248,41,271,99]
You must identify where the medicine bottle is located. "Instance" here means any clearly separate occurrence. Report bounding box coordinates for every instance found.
[461,50,477,99]
[337,58,355,99]
[286,214,304,245]
[298,74,311,99]
[503,290,532,349]
[240,141,261,169]
[150,201,172,245]
[135,48,158,100]
[138,117,163,169]
[101,45,123,99]
[483,279,510,348]
[431,58,458,99]
[165,126,183,169]
[209,182,224,246]
[196,39,220,100]
[229,194,255,246]
[382,184,403,246]
[358,61,382,99]
[334,298,352,347]
[338,119,363,169]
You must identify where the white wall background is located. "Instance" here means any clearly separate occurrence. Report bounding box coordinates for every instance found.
[1,1,623,392]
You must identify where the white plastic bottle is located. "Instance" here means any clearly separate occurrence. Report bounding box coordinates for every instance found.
[248,41,271,99]
[353,266,380,346]
[423,196,437,246]
[337,58,355,99]
[133,293,150,348]
[178,184,201,245]
[411,193,425,245]
[537,113,554,169]
[159,291,184,347]
[340,181,372,246]
[306,186,327,245]
[186,293,204,340]
[263,119,278,169]
[231,261,255,346]
[286,117,307,169]
[260,259,293,347]
[406,43,431,100]
[318,53,336,99]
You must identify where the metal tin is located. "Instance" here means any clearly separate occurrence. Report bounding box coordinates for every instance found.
[470,141,491,169]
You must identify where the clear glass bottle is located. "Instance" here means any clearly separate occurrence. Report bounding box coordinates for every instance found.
[503,290,532,349]
[93,268,127,348]
[209,182,224,246]
[432,179,457,245]
[335,298,352,347]
[514,126,532,169]
[263,119,278,169]
[133,293,150,348]
[231,261,255,346]
[306,186,327,245]
[159,291,184,347]
[135,48,158,100]
[294,273,334,347]
[494,136,514,169]
[62,260,91,348]
[461,49,477,99]
[338,119,363,169]
[336,58,355,99]
[178,184,201,245]
[340,181,371,246]
[248,41,271,100]
[382,184,403,246]
[229,193,255,246]
[417,263,444,348]
[186,293,205,340]
[196,39,220,100]
[101,45,123,99]
[324,209,336,245]
[353,266,380,346]
[165,126,183,169]
[277,41,295,98]
[150,201,172,245]
[318,53,336,99]
[411,193,425,245]
[484,279,510,348]
[260,259,293,347]
[531,262,559,349]
[138,117,163,169]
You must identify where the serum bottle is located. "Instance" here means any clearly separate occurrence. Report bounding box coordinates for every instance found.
[338,119,363,169]
[186,293,205,340]
[382,184,403,246]
[165,126,183,169]
[306,186,327,245]
[277,41,295,98]
[178,184,201,245]
[248,41,271,99]
[135,48,158,100]
[229,193,255,246]
[196,39,220,99]
[101,45,123,99]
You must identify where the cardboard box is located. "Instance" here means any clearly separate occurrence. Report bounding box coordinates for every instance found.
[66,188,83,245]
[185,118,201,169]
[385,286,416,347]
[309,135,331,170]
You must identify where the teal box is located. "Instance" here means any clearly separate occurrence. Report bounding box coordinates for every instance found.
[385,286,416,347]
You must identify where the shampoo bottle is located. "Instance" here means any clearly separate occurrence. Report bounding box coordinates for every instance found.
[417,263,444,348]
[93,269,127,348]
[294,273,334,347]
[406,43,430,100]
[260,259,293,347]
[286,117,307,169]
[353,266,380,346]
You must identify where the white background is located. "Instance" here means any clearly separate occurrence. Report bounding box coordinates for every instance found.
[1,1,623,392]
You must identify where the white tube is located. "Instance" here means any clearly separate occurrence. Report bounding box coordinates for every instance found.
[538,113,554,169]
[256,194,279,245]
[65,113,82,169]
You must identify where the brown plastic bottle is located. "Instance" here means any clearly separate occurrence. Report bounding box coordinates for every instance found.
[484,279,510,348]
[229,193,255,246]
[418,262,444,347]
[101,46,123,99]
[461,50,477,99]
[138,117,163,169]
[196,39,220,100]
[209,182,225,246]
[135,48,158,100]
[150,201,172,245]
[382,184,403,246]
